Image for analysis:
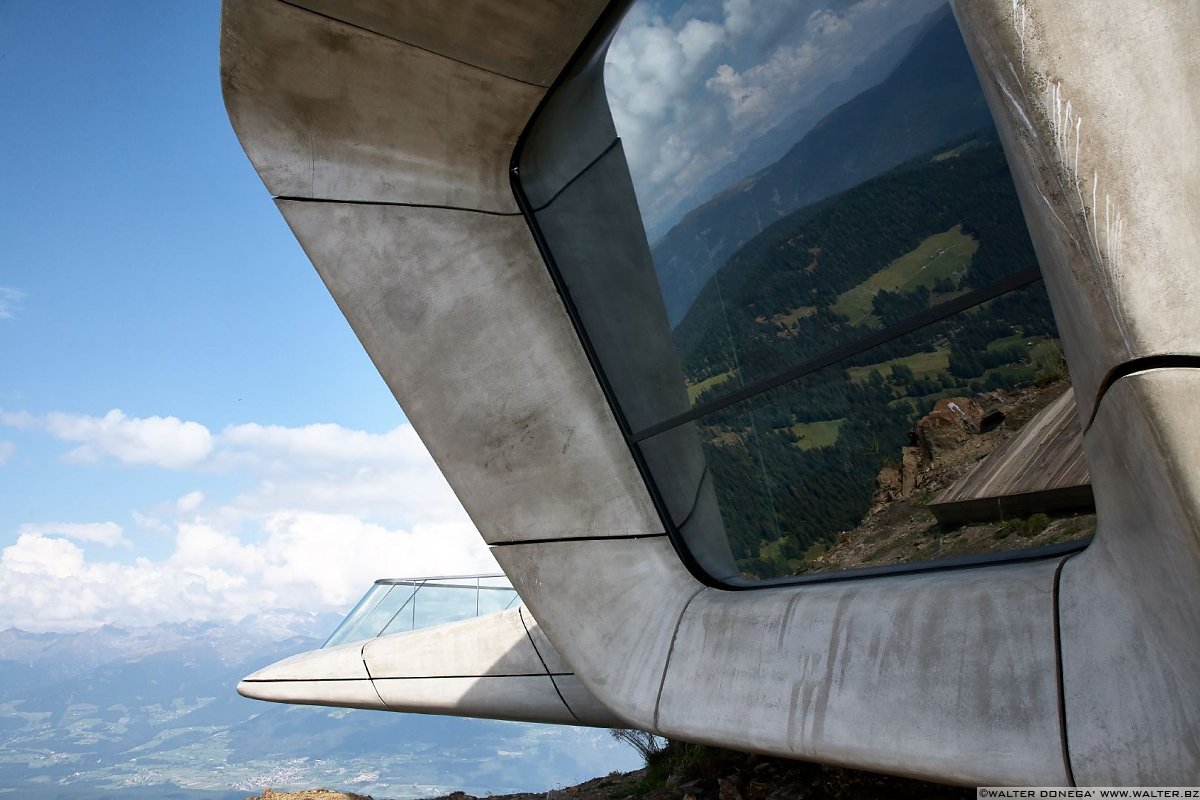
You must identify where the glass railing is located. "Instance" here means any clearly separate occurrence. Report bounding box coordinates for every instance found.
[322,574,520,649]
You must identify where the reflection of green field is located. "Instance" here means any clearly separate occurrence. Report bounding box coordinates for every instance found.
[789,418,844,450]
[687,369,735,404]
[771,305,817,327]
[1031,340,1063,372]
[985,363,1038,384]
[986,335,1064,376]
[932,138,983,161]
[987,333,1042,352]
[831,226,979,323]
[848,347,949,384]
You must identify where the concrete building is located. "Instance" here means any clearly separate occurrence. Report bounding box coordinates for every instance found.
[222,0,1200,786]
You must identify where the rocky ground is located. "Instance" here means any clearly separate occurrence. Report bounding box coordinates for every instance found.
[798,378,1095,574]
[248,791,373,800]
[243,741,976,800]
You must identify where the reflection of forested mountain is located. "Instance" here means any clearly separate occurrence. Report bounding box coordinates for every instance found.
[673,136,1065,578]
[675,134,1037,395]
[652,4,992,326]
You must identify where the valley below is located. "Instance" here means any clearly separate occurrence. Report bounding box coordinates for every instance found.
[0,618,637,800]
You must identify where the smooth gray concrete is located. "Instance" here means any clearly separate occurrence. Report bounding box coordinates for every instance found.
[1061,370,1200,784]
[236,678,388,710]
[492,537,701,729]
[224,0,1200,785]
[239,607,623,727]
[518,34,619,210]
[243,639,371,681]
[952,1,1200,408]
[221,0,541,212]
[374,675,577,724]
[953,3,1200,779]
[362,608,546,678]
[237,640,386,709]
[274,199,662,544]
[281,0,604,87]
[658,562,1066,784]
[526,138,738,579]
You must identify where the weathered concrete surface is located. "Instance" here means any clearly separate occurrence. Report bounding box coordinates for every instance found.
[275,199,661,544]
[281,0,604,87]
[954,3,1200,779]
[237,641,386,709]
[657,561,1067,785]
[362,608,545,679]
[492,536,700,729]
[239,607,622,727]
[952,1,1200,410]
[497,534,1069,785]
[225,0,1200,785]
[221,0,541,212]
[1061,370,1200,784]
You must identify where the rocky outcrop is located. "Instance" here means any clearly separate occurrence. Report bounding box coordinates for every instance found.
[916,396,986,459]
[245,789,373,800]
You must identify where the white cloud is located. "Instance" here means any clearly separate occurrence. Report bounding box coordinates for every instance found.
[0,512,495,633]
[605,0,944,234]
[0,287,26,319]
[217,421,428,466]
[18,521,129,548]
[0,440,12,466]
[0,410,497,632]
[3,533,86,578]
[176,490,205,514]
[0,410,35,428]
[26,409,215,469]
[132,510,172,534]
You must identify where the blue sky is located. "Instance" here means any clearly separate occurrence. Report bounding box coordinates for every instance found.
[0,0,941,632]
[0,1,493,632]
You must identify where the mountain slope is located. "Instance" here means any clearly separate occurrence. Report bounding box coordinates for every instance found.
[0,621,637,799]
[646,5,944,242]
[651,5,994,325]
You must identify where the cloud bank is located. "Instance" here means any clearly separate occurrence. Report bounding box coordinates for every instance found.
[605,0,943,236]
[1,411,496,632]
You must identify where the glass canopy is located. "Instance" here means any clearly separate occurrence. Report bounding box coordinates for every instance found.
[322,574,520,649]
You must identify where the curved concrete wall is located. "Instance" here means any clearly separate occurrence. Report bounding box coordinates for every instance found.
[222,0,1200,786]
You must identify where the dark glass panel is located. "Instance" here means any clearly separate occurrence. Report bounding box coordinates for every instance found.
[641,288,1093,581]
[669,134,1043,411]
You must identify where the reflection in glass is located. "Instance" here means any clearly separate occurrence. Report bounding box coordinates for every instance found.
[670,134,1040,409]
[641,293,1093,581]
[521,0,1094,584]
[322,576,518,648]
[605,2,1029,409]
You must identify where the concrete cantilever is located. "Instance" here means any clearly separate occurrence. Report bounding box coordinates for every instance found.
[238,607,621,728]
[222,0,1200,786]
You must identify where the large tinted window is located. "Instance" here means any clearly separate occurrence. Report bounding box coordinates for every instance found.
[517,1,1092,583]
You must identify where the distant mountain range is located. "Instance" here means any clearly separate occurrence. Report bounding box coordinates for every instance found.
[645,4,943,243]
[0,619,637,800]
[651,4,994,326]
